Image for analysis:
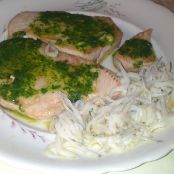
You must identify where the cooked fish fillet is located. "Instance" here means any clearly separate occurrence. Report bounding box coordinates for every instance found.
[7,11,123,63]
[114,29,156,72]
[0,37,120,119]
[0,68,120,119]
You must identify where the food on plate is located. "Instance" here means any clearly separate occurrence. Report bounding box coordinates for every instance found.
[47,60,174,159]
[114,29,156,72]
[1,11,173,160]
[0,37,120,119]
[8,11,123,63]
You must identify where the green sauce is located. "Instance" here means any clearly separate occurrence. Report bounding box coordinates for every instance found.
[5,109,51,130]
[30,11,115,52]
[0,37,99,103]
[12,31,26,38]
[133,60,143,69]
[118,38,155,59]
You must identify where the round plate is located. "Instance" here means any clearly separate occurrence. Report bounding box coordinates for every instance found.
[0,0,174,174]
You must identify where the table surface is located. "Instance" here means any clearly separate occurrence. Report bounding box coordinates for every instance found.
[0,1,174,174]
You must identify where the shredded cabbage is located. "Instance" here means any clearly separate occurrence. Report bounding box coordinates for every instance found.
[46,60,174,159]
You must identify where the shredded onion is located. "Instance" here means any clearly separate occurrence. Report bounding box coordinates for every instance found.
[46,59,174,159]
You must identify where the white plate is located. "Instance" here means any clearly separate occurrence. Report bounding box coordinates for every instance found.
[0,0,174,174]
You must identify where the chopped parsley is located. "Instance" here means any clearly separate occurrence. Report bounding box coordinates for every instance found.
[118,38,155,59]
[30,11,116,52]
[0,37,99,103]
[133,60,143,68]
[12,31,26,38]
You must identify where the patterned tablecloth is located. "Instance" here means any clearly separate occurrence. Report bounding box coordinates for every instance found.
[0,0,174,174]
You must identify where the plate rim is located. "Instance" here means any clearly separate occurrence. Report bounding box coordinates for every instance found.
[0,1,174,173]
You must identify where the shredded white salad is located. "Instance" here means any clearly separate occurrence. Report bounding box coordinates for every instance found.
[46,59,174,159]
